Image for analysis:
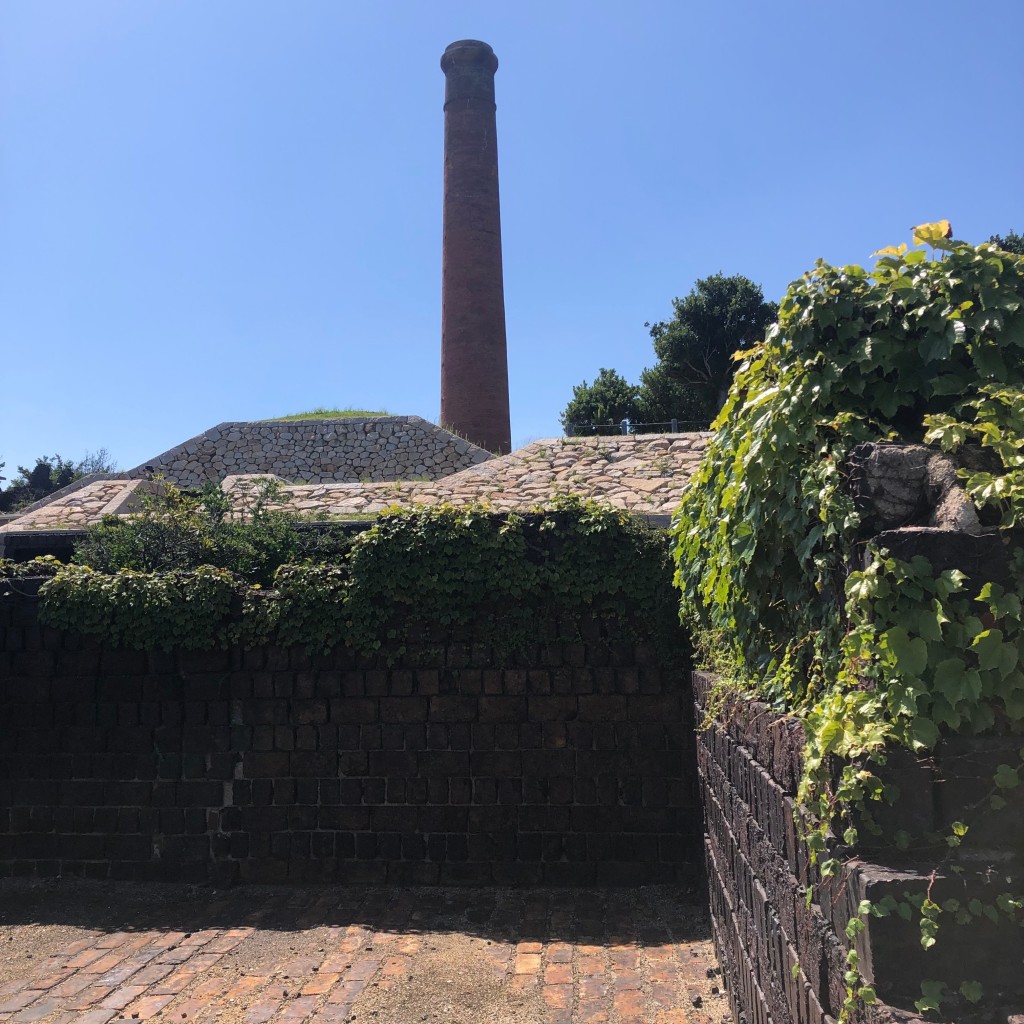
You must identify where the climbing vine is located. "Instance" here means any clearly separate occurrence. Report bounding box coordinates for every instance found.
[36,497,683,661]
[673,226,1024,1018]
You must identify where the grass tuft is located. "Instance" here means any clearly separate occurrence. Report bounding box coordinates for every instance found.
[266,407,391,421]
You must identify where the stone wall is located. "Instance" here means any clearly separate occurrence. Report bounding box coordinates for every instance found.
[0,588,700,885]
[129,416,492,487]
[695,671,1024,1024]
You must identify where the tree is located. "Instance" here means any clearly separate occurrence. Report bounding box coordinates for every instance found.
[644,273,778,422]
[560,274,778,432]
[990,231,1024,256]
[559,368,641,434]
[0,449,117,513]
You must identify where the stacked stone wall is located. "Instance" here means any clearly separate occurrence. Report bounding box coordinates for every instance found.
[129,416,492,487]
[0,589,701,886]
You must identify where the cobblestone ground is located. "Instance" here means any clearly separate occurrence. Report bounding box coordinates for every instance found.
[0,881,726,1024]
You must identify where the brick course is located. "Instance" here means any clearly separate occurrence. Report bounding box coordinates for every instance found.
[0,588,700,884]
[695,670,1024,1024]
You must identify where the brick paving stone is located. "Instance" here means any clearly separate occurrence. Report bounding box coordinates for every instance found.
[245,1000,281,1024]
[576,955,606,976]
[325,978,368,1006]
[64,985,115,1010]
[612,989,648,1022]
[100,984,150,1010]
[300,971,340,995]
[11,998,60,1022]
[343,958,381,981]
[508,973,538,994]
[276,995,319,1020]
[64,1011,117,1024]
[542,982,572,1023]
[121,992,175,1019]
[316,1008,352,1024]
[545,942,573,964]
[0,883,725,1024]
[48,975,94,1000]
[224,975,263,1001]
[514,952,543,974]
[205,928,253,953]
[63,948,107,971]
[126,962,176,987]
[578,976,610,1002]
[544,963,572,986]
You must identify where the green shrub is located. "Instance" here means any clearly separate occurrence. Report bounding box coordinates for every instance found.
[74,479,354,586]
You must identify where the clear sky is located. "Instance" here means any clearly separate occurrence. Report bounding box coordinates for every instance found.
[2,0,1022,475]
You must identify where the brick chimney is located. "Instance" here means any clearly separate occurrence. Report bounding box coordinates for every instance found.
[439,40,511,455]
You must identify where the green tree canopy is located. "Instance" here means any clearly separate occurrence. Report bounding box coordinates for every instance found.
[559,368,641,434]
[645,273,779,421]
[990,230,1024,256]
[560,274,778,433]
[0,449,117,513]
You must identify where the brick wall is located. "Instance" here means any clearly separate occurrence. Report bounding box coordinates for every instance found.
[0,587,700,885]
[695,671,1024,1024]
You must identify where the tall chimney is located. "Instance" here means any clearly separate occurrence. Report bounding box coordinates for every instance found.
[439,39,511,455]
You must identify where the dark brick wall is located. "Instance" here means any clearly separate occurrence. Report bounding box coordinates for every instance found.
[695,671,1024,1024]
[0,587,700,884]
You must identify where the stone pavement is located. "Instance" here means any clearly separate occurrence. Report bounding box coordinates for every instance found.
[0,434,711,534]
[0,882,726,1024]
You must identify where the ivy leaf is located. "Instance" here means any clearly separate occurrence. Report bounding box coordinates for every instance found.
[960,980,984,1004]
[916,979,946,1014]
[884,626,928,676]
[912,220,953,247]
[909,718,939,752]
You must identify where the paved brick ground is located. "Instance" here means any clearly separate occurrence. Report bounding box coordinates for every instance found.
[0,882,726,1024]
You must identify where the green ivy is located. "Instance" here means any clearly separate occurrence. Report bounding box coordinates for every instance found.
[35,498,684,663]
[0,555,63,579]
[39,563,238,650]
[674,231,1024,1018]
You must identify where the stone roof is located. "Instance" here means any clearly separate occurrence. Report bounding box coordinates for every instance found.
[0,434,709,537]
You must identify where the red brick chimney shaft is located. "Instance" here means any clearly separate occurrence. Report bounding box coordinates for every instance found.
[440,40,511,455]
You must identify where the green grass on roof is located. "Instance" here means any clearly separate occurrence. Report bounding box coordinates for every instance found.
[267,407,391,421]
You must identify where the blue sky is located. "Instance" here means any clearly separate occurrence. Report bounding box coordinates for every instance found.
[2,0,1022,475]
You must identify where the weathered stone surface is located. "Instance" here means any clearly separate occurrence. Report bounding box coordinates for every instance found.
[0,433,710,533]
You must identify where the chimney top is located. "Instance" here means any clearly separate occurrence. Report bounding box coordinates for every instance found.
[441,40,498,75]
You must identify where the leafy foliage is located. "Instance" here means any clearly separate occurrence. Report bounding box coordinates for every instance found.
[989,231,1024,257]
[40,564,238,650]
[74,478,354,586]
[39,498,684,662]
[559,368,642,434]
[0,449,116,513]
[0,555,63,580]
[561,275,777,431]
[643,273,779,422]
[673,230,1024,1017]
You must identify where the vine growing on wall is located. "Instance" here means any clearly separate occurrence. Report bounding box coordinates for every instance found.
[36,497,684,661]
[673,225,1024,1018]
